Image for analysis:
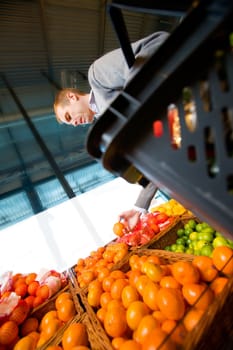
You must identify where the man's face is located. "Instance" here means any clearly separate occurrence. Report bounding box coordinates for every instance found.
[56,92,95,127]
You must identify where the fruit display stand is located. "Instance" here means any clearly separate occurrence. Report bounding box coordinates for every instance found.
[1,213,233,349]
[68,248,233,350]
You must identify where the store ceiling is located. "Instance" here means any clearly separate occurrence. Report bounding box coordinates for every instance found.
[0,0,185,227]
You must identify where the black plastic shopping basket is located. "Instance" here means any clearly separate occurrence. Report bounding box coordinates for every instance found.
[86,0,233,238]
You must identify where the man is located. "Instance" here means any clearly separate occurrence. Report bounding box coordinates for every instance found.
[54,31,169,228]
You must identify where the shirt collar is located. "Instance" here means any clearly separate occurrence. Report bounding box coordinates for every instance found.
[89,90,100,118]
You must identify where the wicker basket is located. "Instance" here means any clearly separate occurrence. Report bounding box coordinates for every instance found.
[73,248,233,350]
[183,276,233,350]
[43,311,113,350]
[144,215,199,250]
[120,249,233,350]
[29,282,85,350]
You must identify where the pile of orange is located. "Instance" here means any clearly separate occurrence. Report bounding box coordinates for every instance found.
[2,272,55,311]
[0,270,68,316]
[74,243,129,288]
[5,290,76,350]
[45,322,90,350]
[84,245,233,350]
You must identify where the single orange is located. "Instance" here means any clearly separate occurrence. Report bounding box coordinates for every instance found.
[171,261,200,285]
[135,275,151,296]
[138,256,149,270]
[141,262,164,283]
[24,295,35,309]
[12,273,23,285]
[161,319,187,345]
[13,277,26,289]
[110,278,128,300]
[96,307,107,324]
[210,276,229,295]
[62,322,88,350]
[28,281,40,296]
[142,327,177,350]
[36,285,50,300]
[55,291,72,310]
[36,334,48,347]
[12,335,35,350]
[57,299,76,322]
[14,282,28,298]
[20,317,39,336]
[133,314,159,344]
[161,264,172,276]
[126,270,142,287]
[97,266,110,282]
[129,254,141,271]
[43,318,63,340]
[104,306,128,338]
[142,281,160,311]
[152,310,167,324]
[113,222,125,237]
[33,295,44,308]
[112,336,127,349]
[87,286,103,308]
[212,246,233,275]
[160,275,181,289]
[0,320,19,345]
[146,255,162,265]
[88,279,102,292]
[183,307,204,331]
[27,331,40,347]
[121,285,140,308]
[107,299,124,311]
[95,257,108,268]
[100,292,113,309]
[110,270,126,280]
[156,287,185,321]
[126,301,150,331]
[119,339,142,350]
[102,276,115,292]
[182,283,214,310]
[25,273,37,285]
[9,300,30,325]
[113,247,129,264]
[40,310,58,331]
[192,256,218,282]
[103,250,115,263]
[80,270,95,286]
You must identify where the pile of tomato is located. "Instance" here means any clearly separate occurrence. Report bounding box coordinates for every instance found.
[113,212,176,246]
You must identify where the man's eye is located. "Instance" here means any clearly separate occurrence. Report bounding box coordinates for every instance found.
[65,114,71,122]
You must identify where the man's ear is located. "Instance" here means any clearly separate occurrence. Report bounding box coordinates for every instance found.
[67,91,78,103]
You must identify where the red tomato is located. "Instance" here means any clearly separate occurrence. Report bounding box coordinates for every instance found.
[153,213,169,224]
[146,216,160,233]
[158,217,175,230]
[118,232,141,246]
